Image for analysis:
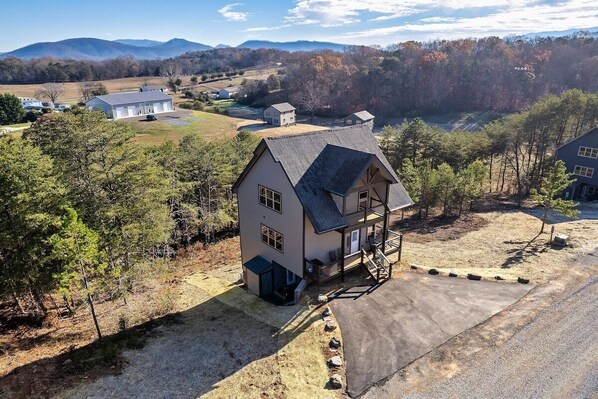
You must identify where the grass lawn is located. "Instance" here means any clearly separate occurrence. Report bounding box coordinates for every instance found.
[129,110,251,145]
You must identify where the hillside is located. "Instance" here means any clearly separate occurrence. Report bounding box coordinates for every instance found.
[0,38,212,60]
[114,39,163,47]
[236,40,347,52]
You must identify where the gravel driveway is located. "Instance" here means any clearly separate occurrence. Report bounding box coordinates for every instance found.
[403,267,598,399]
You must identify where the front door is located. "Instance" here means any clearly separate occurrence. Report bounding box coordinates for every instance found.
[350,229,360,254]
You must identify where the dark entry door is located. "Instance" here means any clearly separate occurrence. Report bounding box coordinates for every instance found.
[260,271,274,296]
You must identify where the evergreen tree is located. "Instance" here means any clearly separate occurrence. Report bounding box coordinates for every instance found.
[0,93,25,125]
[530,160,579,234]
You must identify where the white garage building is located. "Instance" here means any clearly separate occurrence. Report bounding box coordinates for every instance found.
[86,91,174,120]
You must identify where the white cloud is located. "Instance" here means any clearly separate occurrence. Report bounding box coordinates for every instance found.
[326,0,598,44]
[218,3,249,22]
[286,0,534,27]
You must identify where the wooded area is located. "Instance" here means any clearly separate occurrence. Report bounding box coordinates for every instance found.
[1,35,596,116]
[1,110,257,335]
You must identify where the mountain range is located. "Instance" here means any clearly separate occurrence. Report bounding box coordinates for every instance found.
[0,38,348,60]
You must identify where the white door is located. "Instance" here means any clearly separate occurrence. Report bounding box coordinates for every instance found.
[154,102,163,113]
[115,107,126,118]
[127,105,136,116]
[163,101,171,112]
[350,229,360,254]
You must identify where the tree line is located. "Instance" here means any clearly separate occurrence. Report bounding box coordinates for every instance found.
[380,89,597,214]
[0,110,258,336]
[1,35,596,117]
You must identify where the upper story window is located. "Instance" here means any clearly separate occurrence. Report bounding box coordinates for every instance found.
[574,165,594,178]
[358,190,369,210]
[259,185,281,213]
[261,224,283,252]
[578,146,598,159]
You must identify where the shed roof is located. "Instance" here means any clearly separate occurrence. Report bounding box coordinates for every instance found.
[234,124,413,234]
[244,255,273,274]
[89,91,172,106]
[348,110,375,122]
[268,102,296,113]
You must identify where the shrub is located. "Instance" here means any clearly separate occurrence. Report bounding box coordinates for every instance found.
[22,110,42,123]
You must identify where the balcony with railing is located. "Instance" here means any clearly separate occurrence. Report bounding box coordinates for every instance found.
[344,204,386,228]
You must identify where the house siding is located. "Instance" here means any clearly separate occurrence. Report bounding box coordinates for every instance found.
[263,107,295,127]
[237,148,305,278]
[304,215,342,263]
[556,128,598,200]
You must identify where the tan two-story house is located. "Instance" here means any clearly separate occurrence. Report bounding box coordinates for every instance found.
[232,124,413,300]
[263,102,296,126]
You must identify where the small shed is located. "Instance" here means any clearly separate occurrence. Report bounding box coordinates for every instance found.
[219,87,239,99]
[345,110,375,126]
[243,255,274,296]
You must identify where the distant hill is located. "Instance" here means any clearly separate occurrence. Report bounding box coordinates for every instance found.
[0,38,213,60]
[215,44,231,49]
[114,39,163,47]
[236,40,348,52]
[519,27,598,39]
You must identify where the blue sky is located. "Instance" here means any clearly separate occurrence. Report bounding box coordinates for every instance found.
[2,0,597,51]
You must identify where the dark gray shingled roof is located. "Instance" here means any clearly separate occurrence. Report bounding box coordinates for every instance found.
[242,124,412,234]
[268,102,296,112]
[90,91,172,106]
[349,110,375,121]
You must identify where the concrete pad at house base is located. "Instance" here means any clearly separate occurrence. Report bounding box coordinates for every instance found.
[330,272,533,397]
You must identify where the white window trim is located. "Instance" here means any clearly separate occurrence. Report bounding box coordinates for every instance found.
[578,146,598,159]
[573,165,594,178]
[358,190,369,210]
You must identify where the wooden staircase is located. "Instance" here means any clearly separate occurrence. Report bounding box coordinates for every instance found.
[361,248,391,284]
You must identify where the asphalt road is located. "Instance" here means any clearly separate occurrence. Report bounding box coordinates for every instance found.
[330,274,532,397]
[371,259,598,399]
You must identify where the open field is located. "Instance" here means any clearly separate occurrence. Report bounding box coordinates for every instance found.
[0,67,279,105]
[125,109,329,145]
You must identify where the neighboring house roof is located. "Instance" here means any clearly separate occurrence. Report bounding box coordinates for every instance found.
[556,126,598,151]
[348,110,375,122]
[267,102,295,113]
[233,124,413,234]
[88,91,171,106]
[220,87,239,93]
[244,255,273,274]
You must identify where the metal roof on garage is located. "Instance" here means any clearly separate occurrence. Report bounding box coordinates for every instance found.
[90,91,172,106]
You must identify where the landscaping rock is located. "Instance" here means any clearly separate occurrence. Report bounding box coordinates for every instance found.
[553,233,569,247]
[410,265,418,270]
[327,355,343,368]
[329,337,342,349]
[517,277,530,284]
[317,294,328,304]
[322,307,332,317]
[467,274,482,281]
[329,374,343,389]
[495,275,504,281]
[325,321,337,332]
[428,268,439,275]
[448,272,458,277]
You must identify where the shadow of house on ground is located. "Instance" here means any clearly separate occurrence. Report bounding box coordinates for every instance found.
[1,278,323,399]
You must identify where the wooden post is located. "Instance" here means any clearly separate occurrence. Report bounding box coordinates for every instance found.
[550,226,555,244]
[398,234,403,262]
[340,229,345,282]
[389,258,393,278]
[382,212,389,255]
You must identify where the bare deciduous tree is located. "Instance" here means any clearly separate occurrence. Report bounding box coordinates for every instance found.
[36,83,65,104]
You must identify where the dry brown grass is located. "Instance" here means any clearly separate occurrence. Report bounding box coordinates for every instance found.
[397,209,598,284]
[0,68,280,105]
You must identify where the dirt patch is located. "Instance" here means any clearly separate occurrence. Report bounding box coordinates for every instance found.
[392,213,489,244]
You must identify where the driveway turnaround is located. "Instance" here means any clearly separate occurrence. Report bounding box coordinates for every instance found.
[330,272,532,397]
